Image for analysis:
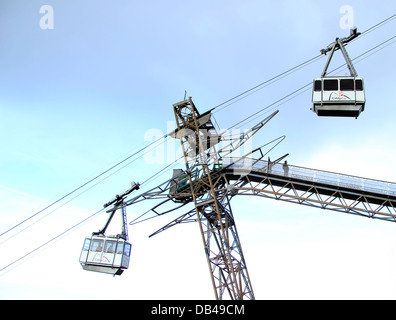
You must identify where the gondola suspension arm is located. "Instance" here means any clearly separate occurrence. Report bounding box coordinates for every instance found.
[321,27,360,77]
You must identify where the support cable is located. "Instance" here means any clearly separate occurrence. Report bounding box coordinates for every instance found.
[3,32,395,246]
[3,14,395,240]
[211,13,396,114]
[230,33,396,131]
[212,54,322,113]
[1,15,396,274]
[0,207,106,276]
[0,134,170,239]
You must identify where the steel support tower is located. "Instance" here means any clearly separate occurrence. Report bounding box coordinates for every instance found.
[172,98,255,300]
[120,97,396,300]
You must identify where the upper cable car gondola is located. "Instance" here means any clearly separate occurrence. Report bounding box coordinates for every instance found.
[312,27,366,118]
[79,182,139,276]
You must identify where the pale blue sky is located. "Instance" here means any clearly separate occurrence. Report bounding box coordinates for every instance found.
[1,1,396,299]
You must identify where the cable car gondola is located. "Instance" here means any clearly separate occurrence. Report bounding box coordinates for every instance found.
[79,235,131,276]
[312,28,366,118]
[312,76,365,117]
[79,182,139,276]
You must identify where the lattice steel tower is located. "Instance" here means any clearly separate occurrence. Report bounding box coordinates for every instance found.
[172,97,254,300]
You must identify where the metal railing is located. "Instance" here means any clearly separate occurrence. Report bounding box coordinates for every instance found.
[224,157,396,197]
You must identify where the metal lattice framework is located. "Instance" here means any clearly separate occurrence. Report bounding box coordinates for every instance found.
[171,97,254,300]
[224,158,396,221]
[121,97,396,300]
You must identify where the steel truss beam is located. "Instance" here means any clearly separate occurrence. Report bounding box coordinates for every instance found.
[225,170,396,222]
[145,158,396,237]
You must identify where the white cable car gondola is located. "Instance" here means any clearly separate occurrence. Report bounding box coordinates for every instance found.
[312,28,365,118]
[79,235,131,276]
[79,182,139,276]
[312,76,365,117]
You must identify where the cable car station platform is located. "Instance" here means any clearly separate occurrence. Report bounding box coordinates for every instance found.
[221,157,396,222]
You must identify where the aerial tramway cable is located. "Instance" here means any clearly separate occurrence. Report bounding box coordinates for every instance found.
[1,23,395,244]
[1,14,396,276]
[3,15,394,240]
[3,30,396,244]
[0,207,106,275]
